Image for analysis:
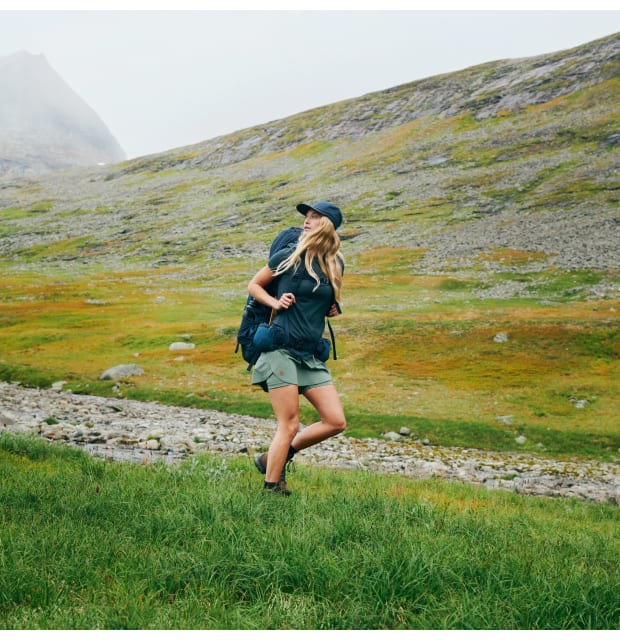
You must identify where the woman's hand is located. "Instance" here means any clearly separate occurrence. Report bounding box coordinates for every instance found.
[327,303,341,317]
[276,292,296,310]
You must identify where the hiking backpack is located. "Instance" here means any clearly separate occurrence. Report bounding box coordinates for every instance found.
[235,226,337,370]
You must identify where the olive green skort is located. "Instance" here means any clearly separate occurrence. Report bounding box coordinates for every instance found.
[251,348,332,393]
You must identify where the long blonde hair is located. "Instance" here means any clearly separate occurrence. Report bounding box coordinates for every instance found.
[274,216,344,302]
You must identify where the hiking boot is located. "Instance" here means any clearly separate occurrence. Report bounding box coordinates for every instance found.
[264,481,291,497]
[276,475,291,495]
[255,452,292,492]
[254,452,268,474]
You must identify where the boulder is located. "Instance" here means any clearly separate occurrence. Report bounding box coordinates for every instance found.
[383,431,401,441]
[100,364,144,381]
[169,342,195,351]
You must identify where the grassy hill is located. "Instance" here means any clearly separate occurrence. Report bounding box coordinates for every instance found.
[0,32,618,461]
[1,433,618,629]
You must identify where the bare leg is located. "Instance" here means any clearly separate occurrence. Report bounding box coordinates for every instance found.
[265,385,300,484]
[292,384,346,451]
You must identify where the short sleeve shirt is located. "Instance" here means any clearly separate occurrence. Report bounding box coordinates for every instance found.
[268,248,334,348]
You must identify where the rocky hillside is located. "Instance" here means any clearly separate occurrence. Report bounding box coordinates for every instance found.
[0,51,125,177]
[0,32,618,282]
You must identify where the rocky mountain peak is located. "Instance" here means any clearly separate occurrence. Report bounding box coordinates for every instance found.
[0,51,126,177]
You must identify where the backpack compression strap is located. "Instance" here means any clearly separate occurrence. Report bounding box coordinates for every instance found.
[327,319,337,360]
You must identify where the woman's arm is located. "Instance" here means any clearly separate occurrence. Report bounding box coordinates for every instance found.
[248,266,296,311]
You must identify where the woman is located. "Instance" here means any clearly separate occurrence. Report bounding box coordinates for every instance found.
[248,200,346,496]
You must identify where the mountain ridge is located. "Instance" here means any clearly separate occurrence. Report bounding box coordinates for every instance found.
[116,31,619,174]
[0,32,618,283]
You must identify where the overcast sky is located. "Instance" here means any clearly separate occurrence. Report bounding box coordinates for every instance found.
[1,7,619,159]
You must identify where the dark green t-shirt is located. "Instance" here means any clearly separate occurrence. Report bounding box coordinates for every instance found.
[268,248,336,349]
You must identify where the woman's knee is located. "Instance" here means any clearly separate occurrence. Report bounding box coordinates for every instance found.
[328,415,346,435]
[281,420,301,439]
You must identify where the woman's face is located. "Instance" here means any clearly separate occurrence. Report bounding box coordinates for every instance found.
[303,209,323,233]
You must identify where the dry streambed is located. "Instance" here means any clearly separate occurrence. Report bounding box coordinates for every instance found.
[1,381,617,504]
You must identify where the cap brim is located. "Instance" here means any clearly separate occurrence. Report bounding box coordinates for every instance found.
[296,203,311,215]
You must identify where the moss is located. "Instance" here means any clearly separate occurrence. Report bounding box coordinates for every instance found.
[438,279,476,292]
[289,140,333,159]
[0,205,56,222]
[478,249,549,267]
[29,201,54,214]
[523,271,606,300]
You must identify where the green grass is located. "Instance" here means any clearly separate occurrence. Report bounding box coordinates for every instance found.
[0,433,618,630]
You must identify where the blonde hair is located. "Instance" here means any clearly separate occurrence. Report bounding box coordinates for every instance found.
[274,216,344,302]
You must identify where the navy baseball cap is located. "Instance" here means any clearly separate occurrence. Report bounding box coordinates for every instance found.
[296,200,343,230]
